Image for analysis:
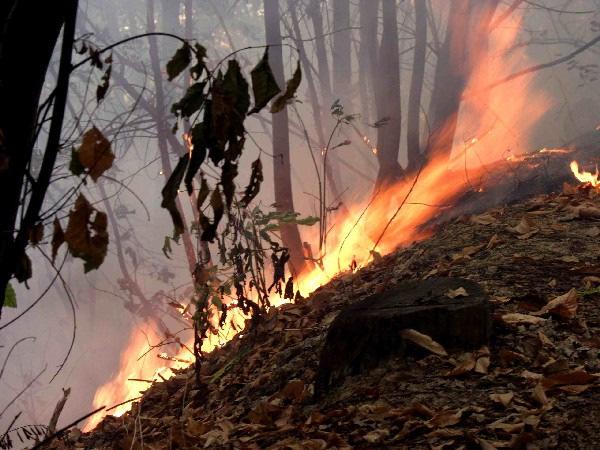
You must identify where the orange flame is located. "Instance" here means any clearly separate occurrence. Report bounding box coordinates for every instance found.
[85,7,551,431]
[570,160,600,187]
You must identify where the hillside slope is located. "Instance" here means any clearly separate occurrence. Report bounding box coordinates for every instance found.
[44,184,600,450]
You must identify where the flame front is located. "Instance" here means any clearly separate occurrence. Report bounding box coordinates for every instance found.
[86,7,551,431]
[570,160,600,187]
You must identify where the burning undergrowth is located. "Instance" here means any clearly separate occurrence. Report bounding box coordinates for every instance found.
[37,180,600,450]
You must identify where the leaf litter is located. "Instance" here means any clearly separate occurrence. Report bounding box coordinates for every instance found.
[45,185,600,449]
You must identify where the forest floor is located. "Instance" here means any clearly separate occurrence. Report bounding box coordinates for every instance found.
[44,183,600,450]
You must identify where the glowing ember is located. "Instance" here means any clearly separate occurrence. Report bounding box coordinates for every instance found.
[86,7,551,432]
[570,160,600,187]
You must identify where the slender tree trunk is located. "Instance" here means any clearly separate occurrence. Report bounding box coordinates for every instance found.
[147,0,197,274]
[374,0,404,189]
[332,0,351,110]
[425,0,499,162]
[307,0,332,101]
[264,0,307,276]
[0,0,72,315]
[358,0,374,122]
[406,0,427,171]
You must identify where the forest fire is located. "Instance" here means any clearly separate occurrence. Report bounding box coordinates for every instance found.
[84,9,551,432]
[570,160,600,187]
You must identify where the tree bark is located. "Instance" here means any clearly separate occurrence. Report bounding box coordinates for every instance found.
[374,0,404,189]
[307,0,332,101]
[0,0,72,315]
[264,0,307,276]
[332,0,351,110]
[425,0,499,162]
[147,0,197,274]
[406,0,427,171]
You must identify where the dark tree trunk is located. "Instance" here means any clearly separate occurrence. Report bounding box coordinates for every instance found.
[406,0,427,171]
[147,0,197,274]
[374,0,404,189]
[264,0,307,276]
[307,0,332,101]
[332,0,351,110]
[358,0,375,122]
[425,0,499,162]
[0,0,73,315]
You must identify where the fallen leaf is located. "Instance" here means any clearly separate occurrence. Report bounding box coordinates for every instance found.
[400,329,448,356]
[500,313,546,325]
[279,379,305,403]
[446,286,469,298]
[427,409,466,428]
[541,369,597,389]
[486,233,501,249]
[531,383,548,406]
[534,288,578,319]
[471,212,497,225]
[489,392,514,407]
[508,216,538,238]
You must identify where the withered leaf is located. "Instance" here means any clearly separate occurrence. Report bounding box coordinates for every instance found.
[271,61,302,113]
[161,153,190,239]
[51,218,65,263]
[533,288,578,319]
[64,194,109,272]
[240,158,263,207]
[249,48,281,114]
[166,42,192,81]
[400,329,448,356]
[74,127,115,182]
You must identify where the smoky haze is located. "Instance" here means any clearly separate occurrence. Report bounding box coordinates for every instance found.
[1,0,599,445]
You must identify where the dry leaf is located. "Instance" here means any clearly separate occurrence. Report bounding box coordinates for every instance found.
[446,287,468,298]
[279,379,305,403]
[500,313,546,325]
[471,212,497,225]
[508,216,538,238]
[427,409,465,428]
[534,288,578,319]
[489,392,514,407]
[400,329,448,356]
[532,383,548,406]
[486,233,501,249]
[541,369,597,389]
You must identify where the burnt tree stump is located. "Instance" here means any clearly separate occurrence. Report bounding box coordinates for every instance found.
[315,277,491,395]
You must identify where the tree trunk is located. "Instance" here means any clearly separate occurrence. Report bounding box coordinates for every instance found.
[307,0,332,101]
[406,0,427,171]
[374,0,404,189]
[0,0,71,315]
[332,0,351,110]
[147,0,197,274]
[426,0,499,162]
[358,0,375,122]
[264,0,307,276]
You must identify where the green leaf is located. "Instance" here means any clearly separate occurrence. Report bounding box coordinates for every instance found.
[161,154,190,239]
[248,47,281,114]
[3,282,16,308]
[3,283,16,308]
[271,61,302,113]
[166,43,192,81]
[293,215,320,226]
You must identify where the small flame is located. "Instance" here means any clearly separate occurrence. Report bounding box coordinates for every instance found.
[183,132,193,156]
[570,160,600,187]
